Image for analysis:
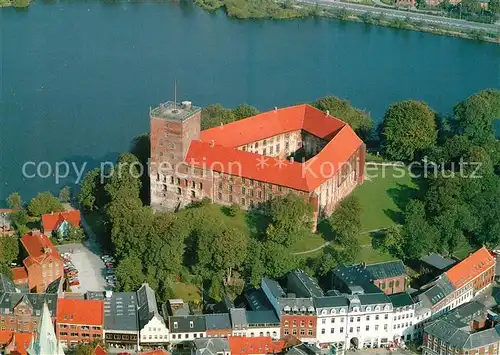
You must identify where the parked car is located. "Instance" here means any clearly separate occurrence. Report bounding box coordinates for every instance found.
[69,280,80,287]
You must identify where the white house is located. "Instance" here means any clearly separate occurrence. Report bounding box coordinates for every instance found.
[137,283,169,346]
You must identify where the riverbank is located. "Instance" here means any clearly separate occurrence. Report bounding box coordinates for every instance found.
[195,0,499,42]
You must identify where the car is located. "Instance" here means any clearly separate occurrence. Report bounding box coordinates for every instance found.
[69,280,80,287]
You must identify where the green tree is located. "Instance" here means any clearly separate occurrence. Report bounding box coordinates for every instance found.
[59,186,71,203]
[196,225,248,281]
[207,275,223,302]
[373,225,404,258]
[401,200,439,259]
[200,104,236,130]
[244,239,266,287]
[261,241,298,278]
[64,225,85,242]
[12,0,30,7]
[381,100,438,161]
[78,168,105,212]
[10,210,28,230]
[115,255,146,292]
[328,195,363,244]
[7,192,23,210]
[0,236,19,264]
[489,0,500,14]
[313,96,373,140]
[105,153,142,201]
[264,194,314,247]
[452,89,500,145]
[232,104,259,121]
[27,192,64,217]
[74,341,106,355]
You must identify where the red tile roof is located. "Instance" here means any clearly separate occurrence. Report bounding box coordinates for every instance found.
[0,331,33,355]
[20,231,62,267]
[41,210,81,232]
[140,351,170,355]
[186,124,363,192]
[200,104,346,148]
[228,336,285,355]
[11,267,28,282]
[445,247,496,289]
[93,344,107,355]
[56,298,104,326]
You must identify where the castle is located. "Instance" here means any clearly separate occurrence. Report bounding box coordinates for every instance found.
[149,100,365,224]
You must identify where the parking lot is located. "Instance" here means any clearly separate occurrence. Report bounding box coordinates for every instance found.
[57,243,108,294]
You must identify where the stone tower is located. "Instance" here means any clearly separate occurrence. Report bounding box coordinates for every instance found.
[150,100,202,211]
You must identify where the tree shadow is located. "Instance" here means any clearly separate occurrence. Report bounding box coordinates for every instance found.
[384,182,421,224]
[317,219,335,242]
[245,207,269,240]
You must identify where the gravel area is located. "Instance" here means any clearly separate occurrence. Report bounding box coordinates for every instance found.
[57,242,108,294]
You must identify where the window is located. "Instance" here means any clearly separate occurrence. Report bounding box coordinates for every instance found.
[384,314,389,320]
[192,181,196,188]
[241,198,246,205]
[276,144,280,153]
[366,325,369,331]
[300,329,305,336]
[284,329,289,335]
[199,182,203,190]
[292,329,297,335]
[177,187,181,195]
[191,190,195,197]
[300,321,305,327]
[242,187,246,194]
[322,319,326,324]
[356,317,360,322]
[389,281,394,288]
[229,195,233,203]
[366,315,370,321]
[375,315,379,320]
[170,176,174,184]
[375,325,379,331]
[270,146,273,154]
[284,321,289,327]
[321,329,325,334]
[349,327,353,333]
[308,321,313,328]
[356,327,360,332]
[217,192,222,200]
[258,191,262,198]
[176,178,181,185]
[185,334,188,339]
[174,322,178,329]
[331,318,335,323]
[380,283,386,289]
[331,328,334,334]
[395,280,400,287]
[350,317,354,322]
[340,327,344,333]
[255,142,259,148]
[308,329,313,336]
[218,181,223,189]
[229,185,233,193]
[190,321,194,328]
[292,320,297,327]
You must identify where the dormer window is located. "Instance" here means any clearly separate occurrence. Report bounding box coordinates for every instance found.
[284,306,291,312]
[174,322,178,329]
[308,306,314,313]
[375,306,381,311]
[190,321,194,328]
[366,307,371,312]
[292,306,298,313]
[321,310,327,315]
[301,306,306,313]
[331,309,336,314]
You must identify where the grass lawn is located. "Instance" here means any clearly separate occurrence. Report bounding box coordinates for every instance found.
[353,166,420,232]
[290,234,327,253]
[355,245,397,264]
[173,282,201,302]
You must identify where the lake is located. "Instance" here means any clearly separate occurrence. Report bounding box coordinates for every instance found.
[0,0,499,205]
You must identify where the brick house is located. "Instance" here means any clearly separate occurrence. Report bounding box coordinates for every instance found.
[0,274,58,334]
[0,330,33,354]
[41,210,81,237]
[20,230,64,293]
[56,298,104,347]
[149,101,365,227]
[365,261,407,295]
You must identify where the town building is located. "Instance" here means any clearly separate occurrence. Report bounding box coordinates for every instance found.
[0,274,58,334]
[56,298,104,347]
[331,261,407,296]
[18,230,64,293]
[164,299,206,343]
[0,330,33,354]
[137,283,169,346]
[191,337,231,355]
[27,302,64,355]
[422,301,500,355]
[388,292,415,344]
[420,253,457,277]
[245,311,281,339]
[41,210,81,237]
[204,313,232,338]
[149,102,365,226]
[230,308,248,337]
[87,291,140,350]
[261,278,317,344]
[415,247,495,319]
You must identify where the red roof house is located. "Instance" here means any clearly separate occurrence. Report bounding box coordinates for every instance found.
[56,298,105,346]
[41,210,81,236]
[228,336,285,355]
[92,345,107,355]
[0,331,33,355]
[20,230,63,293]
[445,247,496,290]
[11,267,28,287]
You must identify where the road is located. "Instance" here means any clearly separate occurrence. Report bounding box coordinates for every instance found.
[298,0,499,32]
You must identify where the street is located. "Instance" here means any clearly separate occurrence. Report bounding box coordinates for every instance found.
[297,0,500,32]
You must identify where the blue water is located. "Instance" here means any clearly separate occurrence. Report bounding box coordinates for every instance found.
[0,0,499,205]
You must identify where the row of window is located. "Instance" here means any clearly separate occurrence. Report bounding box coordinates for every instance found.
[283,320,314,328]
[319,314,390,325]
[393,322,412,329]
[379,280,401,290]
[171,333,204,340]
[60,324,101,330]
[141,334,168,340]
[157,175,204,190]
[59,332,101,338]
[394,313,412,321]
[320,323,390,335]
[283,328,314,337]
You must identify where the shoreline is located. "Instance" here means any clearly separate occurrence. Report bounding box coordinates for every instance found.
[195,0,500,43]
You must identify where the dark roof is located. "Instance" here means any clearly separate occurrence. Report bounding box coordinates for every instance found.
[421,274,455,306]
[137,283,163,329]
[230,308,248,328]
[0,274,17,293]
[45,277,62,294]
[262,278,286,299]
[245,288,272,311]
[169,315,206,333]
[420,253,456,271]
[357,293,391,305]
[0,290,58,317]
[313,296,349,309]
[192,338,230,355]
[425,302,493,349]
[104,292,139,331]
[288,271,324,298]
[205,313,231,330]
[285,344,322,355]
[365,261,406,280]
[389,292,414,308]
[332,265,380,294]
[245,310,280,325]
[278,297,315,312]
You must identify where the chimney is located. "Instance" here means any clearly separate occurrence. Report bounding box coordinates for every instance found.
[209,140,215,148]
[289,157,294,163]
[32,229,41,236]
[105,291,113,299]
[274,107,278,112]
[181,101,192,110]
[326,110,330,117]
